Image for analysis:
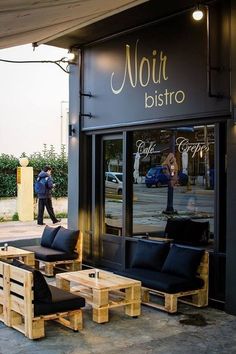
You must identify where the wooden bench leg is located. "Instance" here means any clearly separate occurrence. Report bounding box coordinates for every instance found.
[165,294,178,313]
[9,312,45,339]
[92,289,109,323]
[69,310,83,331]
[29,319,45,339]
[34,260,40,270]
[44,263,54,277]
[192,289,208,307]
[141,288,150,303]
[93,307,109,323]
[71,261,81,271]
[125,285,141,317]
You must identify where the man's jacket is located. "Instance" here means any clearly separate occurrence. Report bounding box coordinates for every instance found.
[36,171,54,199]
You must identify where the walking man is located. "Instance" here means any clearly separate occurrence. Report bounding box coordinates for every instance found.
[35,166,61,225]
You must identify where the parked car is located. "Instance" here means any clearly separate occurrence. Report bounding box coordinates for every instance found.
[105,172,123,195]
[145,166,188,188]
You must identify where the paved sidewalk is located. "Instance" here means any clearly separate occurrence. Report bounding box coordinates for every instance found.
[0,220,235,353]
[0,219,67,242]
[0,303,235,353]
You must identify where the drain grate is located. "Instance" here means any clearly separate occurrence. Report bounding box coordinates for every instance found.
[179,313,208,327]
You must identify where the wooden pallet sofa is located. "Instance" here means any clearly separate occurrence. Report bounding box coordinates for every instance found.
[0,259,85,339]
[116,239,209,313]
[22,225,82,276]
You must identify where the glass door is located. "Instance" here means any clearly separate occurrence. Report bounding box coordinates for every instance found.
[100,135,123,269]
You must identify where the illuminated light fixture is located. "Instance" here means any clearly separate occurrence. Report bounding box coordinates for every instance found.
[67,51,76,61]
[200,150,203,158]
[192,5,204,21]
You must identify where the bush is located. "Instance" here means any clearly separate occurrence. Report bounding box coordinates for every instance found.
[12,212,19,221]
[0,145,68,198]
[0,154,18,197]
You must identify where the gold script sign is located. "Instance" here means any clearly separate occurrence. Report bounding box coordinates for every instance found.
[110,39,186,109]
[110,40,168,94]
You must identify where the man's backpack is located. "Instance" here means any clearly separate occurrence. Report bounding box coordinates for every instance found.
[34,177,48,195]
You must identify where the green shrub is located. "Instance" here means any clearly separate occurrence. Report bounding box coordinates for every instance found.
[55,212,68,219]
[0,145,68,198]
[0,154,18,197]
[12,212,19,221]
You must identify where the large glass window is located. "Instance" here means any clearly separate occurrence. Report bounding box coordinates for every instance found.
[132,125,215,247]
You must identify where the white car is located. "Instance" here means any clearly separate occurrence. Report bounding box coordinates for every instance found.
[105,172,123,195]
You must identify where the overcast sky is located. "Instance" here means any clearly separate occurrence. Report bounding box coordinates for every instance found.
[0,44,69,157]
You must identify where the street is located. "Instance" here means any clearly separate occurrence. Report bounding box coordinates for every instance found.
[105,183,214,233]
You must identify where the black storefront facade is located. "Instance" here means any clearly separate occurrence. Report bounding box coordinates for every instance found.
[59,0,236,314]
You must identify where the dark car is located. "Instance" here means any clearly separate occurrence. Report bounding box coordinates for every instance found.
[145,166,188,188]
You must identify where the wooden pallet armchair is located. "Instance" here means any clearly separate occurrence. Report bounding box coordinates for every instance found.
[23,226,83,276]
[141,251,209,313]
[0,260,85,339]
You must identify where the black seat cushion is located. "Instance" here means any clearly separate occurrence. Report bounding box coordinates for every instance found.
[164,218,189,241]
[161,245,204,279]
[22,245,78,262]
[165,218,210,244]
[115,268,203,294]
[131,240,170,271]
[51,227,79,253]
[184,220,210,243]
[40,225,61,248]
[12,259,52,302]
[34,285,85,316]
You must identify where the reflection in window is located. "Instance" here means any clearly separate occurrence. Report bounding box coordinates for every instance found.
[132,125,215,248]
[104,139,123,236]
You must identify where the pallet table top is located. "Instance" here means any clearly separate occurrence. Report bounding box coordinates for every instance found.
[56,269,141,291]
[0,246,35,266]
[0,246,33,257]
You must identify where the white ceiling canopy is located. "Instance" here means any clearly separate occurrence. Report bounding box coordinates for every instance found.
[0,0,148,49]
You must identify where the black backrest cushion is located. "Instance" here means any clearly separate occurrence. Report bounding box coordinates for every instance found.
[12,259,52,302]
[184,220,210,242]
[51,227,79,253]
[41,225,61,248]
[131,240,170,271]
[161,245,204,279]
[164,218,189,241]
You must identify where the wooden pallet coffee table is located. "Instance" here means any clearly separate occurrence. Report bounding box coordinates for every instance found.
[56,269,141,323]
[0,246,35,266]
